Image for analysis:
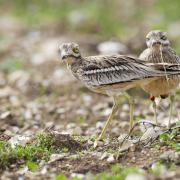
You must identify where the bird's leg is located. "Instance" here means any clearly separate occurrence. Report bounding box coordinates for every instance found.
[94,96,121,146]
[150,96,158,125]
[168,95,175,128]
[124,93,134,131]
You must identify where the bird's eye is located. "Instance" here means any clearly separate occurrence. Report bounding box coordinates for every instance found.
[161,35,167,40]
[146,37,150,41]
[73,47,79,53]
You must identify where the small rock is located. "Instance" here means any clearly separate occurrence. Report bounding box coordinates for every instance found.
[131,156,136,163]
[100,152,109,160]
[82,95,92,106]
[9,135,32,148]
[9,96,21,106]
[151,162,167,176]
[71,173,85,179]
[125,174,147,180]
[118,139,133,152]
[0,87,16,98]
[118,133,129,143]
[96,121,104,129]
[107,154,115,163]
[160,150,180,164]
[101,108,112,116]
[40,166,48,175]
[16,166,29,175]
[0,111,11,119]
[122,104,129,111]
[24,110,33,120]
[69,154,80,160]
[48,154,65,163]
[93,140,104,148]
[87,140,93,145]
[72,127,83,135]
[67,123,76,129]
[130,144,136,152]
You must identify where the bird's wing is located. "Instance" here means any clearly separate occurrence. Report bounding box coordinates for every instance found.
[148,63,180,71]
[77,55,164,86]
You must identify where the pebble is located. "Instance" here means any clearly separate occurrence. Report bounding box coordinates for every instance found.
[125,174,147,180]
[48,154,65,163]
[118,133,129,143]
[96,121,104,129]
[160,150,180,164]
[71,173,85,179]
[107,154,115,163]
[100,152,108,160]
[9,135,32,148]
[151,162,167,175]
[118,140,133,152]
[66,123,76,129]
[122,104,129,111]
[0,111,11,119]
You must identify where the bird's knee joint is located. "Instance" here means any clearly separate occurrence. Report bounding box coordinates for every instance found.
[150,96,155,102]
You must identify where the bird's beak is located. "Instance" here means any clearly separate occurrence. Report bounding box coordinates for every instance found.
[61,55,68,60]
[59,49,68,61]
[152,40,161,47]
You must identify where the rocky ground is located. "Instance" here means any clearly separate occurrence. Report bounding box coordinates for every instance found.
[0,16,179,180]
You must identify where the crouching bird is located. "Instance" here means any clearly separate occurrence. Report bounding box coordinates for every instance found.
[59,42,178,146]
[139,30,180,127]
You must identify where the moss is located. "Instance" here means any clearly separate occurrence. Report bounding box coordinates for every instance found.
[0,133,53,169]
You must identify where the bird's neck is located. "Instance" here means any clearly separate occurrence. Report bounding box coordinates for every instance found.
[150,45,169,53]
[67,56,83,74]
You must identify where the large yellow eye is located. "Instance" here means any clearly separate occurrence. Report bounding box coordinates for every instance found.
[73,47,79,53]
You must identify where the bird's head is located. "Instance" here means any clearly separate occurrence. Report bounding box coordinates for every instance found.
[59,43,81,64]
[145,30,170,49]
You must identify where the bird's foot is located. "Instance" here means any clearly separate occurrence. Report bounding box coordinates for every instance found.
[93,135,106,148]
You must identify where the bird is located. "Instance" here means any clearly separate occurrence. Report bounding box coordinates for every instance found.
[139,30,180,127]
[59,42,179,146]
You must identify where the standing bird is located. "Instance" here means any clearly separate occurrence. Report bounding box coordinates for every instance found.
[59,42,177,145]
[139,30,180,127]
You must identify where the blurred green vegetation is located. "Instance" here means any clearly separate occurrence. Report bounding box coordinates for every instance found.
[54,165,143,180]
[0,1,179,35]
[0,58,25,72]
[0,0,179,53]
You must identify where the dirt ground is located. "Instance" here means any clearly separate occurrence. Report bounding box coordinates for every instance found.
[0,16,180,180]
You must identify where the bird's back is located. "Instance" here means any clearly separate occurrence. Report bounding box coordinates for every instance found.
[69,55,171,95]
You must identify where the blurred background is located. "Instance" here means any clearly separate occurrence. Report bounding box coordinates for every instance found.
[0,0,179,135]
[0,1,180,178]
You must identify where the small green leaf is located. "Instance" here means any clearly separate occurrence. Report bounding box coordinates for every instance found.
[26,161,39,172]
[159,133,170,141]
[55,174,66,180]
[173,143,180,152]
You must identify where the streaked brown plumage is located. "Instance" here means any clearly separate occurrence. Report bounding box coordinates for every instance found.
[59,42,179,145]
[139,30,180,126]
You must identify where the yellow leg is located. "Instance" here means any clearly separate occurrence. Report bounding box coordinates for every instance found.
[125,93,134,130]
[168,95,175,128]
[94,96,122,147]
